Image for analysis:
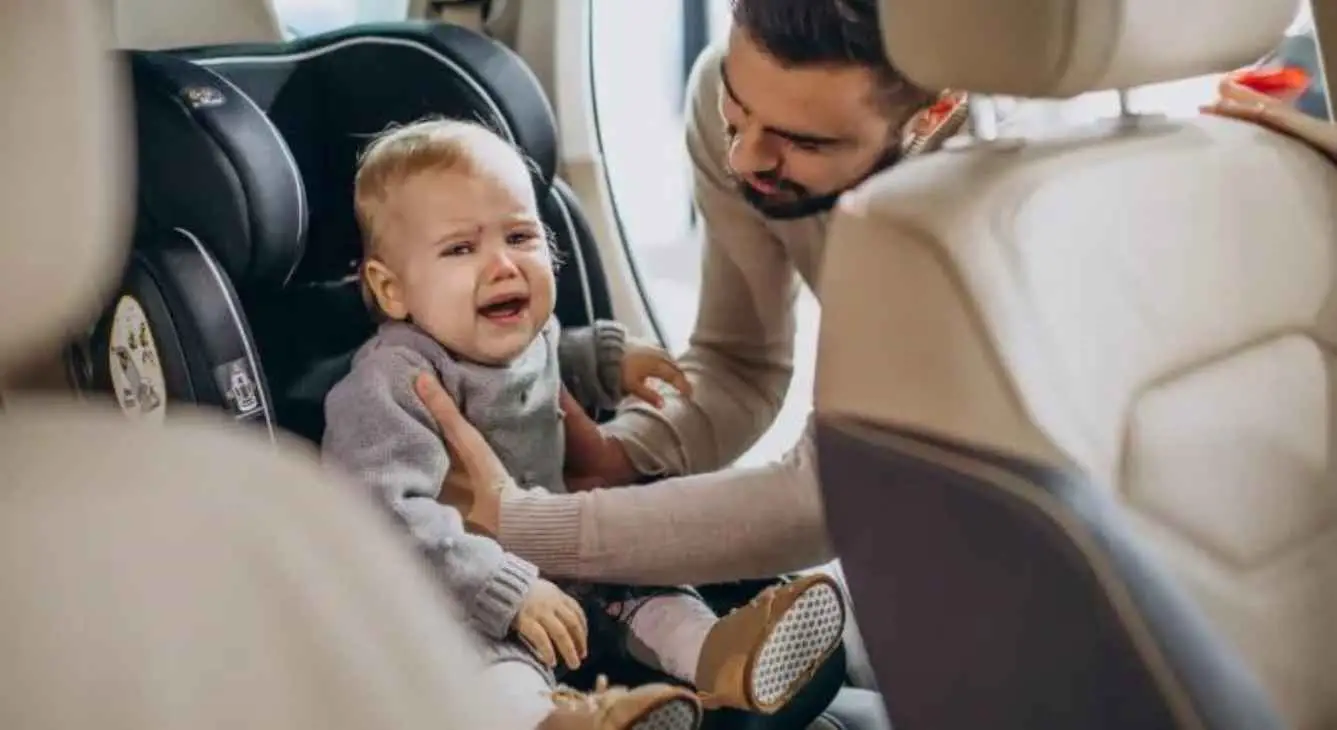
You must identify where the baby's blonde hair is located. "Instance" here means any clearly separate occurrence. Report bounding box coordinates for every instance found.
[352,118,560,319]
[353,117,525,257]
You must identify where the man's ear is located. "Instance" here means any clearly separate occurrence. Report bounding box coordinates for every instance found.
[363,258,410,320]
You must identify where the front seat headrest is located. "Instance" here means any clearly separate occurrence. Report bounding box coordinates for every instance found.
[878,0,1302,97]
[113,0,283,50]
[129,51,307,289]
[0,2,132,369]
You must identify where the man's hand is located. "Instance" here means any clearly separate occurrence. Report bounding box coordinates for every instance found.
[415,371,513,536]
[1202,76,1337,160]
[621,342,692,409]
[558,388,637,490]
[514,579,588,670]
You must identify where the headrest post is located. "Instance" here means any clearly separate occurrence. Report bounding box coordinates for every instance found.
[1117,89,1134,119]
[969,96,1000,141]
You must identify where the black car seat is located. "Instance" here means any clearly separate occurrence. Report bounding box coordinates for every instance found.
[81,50,306,441]
[160,22,616,442]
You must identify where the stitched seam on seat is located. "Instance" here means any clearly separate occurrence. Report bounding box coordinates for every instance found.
[192,36,515,145]
[176,227,277,443]
[549,186,596,326]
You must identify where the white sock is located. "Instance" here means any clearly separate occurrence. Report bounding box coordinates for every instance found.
[481,660,554,730]
[626,593,718,684]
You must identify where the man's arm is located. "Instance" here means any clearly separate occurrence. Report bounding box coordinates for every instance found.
[555,318,628,412]
[501,422,832,585]
[601,47,800,477]
[322,348,537,640]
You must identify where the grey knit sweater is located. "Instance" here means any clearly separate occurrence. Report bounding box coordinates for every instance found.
[322,316,627,649]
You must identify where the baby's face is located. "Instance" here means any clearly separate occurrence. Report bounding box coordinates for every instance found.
[369,161,555,365]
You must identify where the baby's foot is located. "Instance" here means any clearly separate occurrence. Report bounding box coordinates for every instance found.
[546,676,702,730]
[694,573,846,714]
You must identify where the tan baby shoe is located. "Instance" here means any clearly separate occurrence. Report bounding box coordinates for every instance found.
[694,573,847,714]
[546,676,702,730]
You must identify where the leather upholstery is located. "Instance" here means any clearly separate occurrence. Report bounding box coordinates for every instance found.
[177,23,561,285]
[88,228,278,435]
[81,50,301,433]
[129,51,306,289]
[812,0,1334,728]
[880,0,1301,96]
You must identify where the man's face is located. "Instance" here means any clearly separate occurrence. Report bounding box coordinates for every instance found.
[719,28,917,219]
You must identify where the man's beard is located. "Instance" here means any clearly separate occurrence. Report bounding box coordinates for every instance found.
[734,145,904,221]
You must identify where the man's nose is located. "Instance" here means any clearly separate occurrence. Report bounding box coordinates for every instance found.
[727,125,780,177]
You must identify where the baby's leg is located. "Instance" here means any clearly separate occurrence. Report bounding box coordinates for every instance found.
[624,575,847,714]
[621,589,718,683]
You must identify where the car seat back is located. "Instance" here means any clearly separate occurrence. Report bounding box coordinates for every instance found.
[169,23,617,440]
[816,0,1327,728]
[0,8,521,727]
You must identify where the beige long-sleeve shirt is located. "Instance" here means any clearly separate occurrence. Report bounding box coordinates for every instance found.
[495,45,836,586]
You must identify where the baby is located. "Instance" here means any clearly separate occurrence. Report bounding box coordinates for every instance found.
[322,119,846,730]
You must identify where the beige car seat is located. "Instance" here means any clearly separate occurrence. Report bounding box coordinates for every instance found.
[112,0,282,49]
[0,4,516,729]
[815,0,1335,728]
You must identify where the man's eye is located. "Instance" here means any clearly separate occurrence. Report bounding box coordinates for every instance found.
[442,243,473,257]
[507,231,539,246]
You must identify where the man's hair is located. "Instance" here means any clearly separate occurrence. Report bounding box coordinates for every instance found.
[730,0,934,112]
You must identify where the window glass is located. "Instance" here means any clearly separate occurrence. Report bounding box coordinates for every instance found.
[590,0,695,347]
[270,0,409,38]
[591,0,815,465]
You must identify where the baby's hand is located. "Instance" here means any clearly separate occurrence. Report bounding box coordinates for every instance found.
[621,343,692,409]
[514,579,588,670]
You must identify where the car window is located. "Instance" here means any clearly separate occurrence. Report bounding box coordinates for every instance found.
[270,0,409,38]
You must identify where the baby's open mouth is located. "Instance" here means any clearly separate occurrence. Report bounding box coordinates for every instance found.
[477,294,530,322]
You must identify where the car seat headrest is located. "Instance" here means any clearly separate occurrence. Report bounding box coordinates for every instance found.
[130,51,306,289]
[878,0,1302,97]
[179,23,558,284]
[0,2,132,370]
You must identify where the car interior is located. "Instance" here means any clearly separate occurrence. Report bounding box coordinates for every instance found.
[0,0,1333,729]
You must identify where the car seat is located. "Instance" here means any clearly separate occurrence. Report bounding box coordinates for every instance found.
[99,17,886,729]
[815,0,1332,728]
[169,22,617,441]
[0,4,519,729]
[78,49,306,440]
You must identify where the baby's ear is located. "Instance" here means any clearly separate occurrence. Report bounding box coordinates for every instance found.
[363,258,408,321]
